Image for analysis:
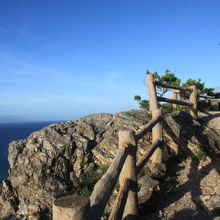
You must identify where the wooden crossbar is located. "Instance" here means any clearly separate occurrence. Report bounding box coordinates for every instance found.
[136,139,163,174]
[135,114,163,141]
[155,81,193,92]
[52,73,199,220]
[157,96,193,107]
[90,145,129,220]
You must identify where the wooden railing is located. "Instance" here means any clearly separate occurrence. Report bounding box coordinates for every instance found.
[153,76,198,120]
[198,93,220,111]
[52,74,198,220]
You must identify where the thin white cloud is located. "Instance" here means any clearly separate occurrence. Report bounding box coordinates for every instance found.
[17,22,64,51]
[0,92,114,106]
[18,21,31,37]
[77,68,129,94]
[0,52,129,93]
[104,69,125,81]
[71,51,88,61]
[42,40,63,49]
[0,25,7,32]
[0,54,66,83]
[0,114,21,120]
[0,52,135,104]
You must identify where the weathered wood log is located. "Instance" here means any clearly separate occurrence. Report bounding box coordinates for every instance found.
[147,74,163,167]
[155,81,193,92]
[147,74,159,111]
[150,108,163,166]
[108,178,131,220]
[157,96,193,107]
[89,131,130,220]
[135,114,164,141]
[118,130,138,219]
[171,89,178,108]
[190,85,198,119]
[53,195,90,220]
[179,90,185,101]
[136,139,163,174]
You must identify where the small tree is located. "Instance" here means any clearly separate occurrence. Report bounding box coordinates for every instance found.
[134,70,181,110]
[182,78,214,95]
[134,95,149,110]
[182,78,214,110]
[135,70,215,112]
[147,69,181,96]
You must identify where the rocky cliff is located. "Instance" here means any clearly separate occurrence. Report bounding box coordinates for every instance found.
[1,110,220,219]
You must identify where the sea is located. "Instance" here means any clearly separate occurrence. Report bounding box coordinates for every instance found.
[0,121,61,181]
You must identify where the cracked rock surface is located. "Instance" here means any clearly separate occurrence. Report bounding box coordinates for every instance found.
[1,110,220,219]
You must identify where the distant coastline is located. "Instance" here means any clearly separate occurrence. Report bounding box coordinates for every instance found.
[0,121,63,181]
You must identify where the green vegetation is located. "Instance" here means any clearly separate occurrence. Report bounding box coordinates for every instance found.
[164,176,176,183]
[194,150,207,161]
[182,78,214,96]
[134,95,149,110]
[163,175,178,194]
[193,146,207,161]
[137,165,151,179]
[134,70,214,112]
[58,176,95,197]
[158,103,189,114]
[150,69,181,97]
[97,164,109,174]
[198,100,211,110]
[70,176,95,197]
[58,164,109,197]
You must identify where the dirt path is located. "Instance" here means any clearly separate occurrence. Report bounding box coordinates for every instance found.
[139,111,220,220]
[199,111,220,131]
[139,155,220,220]
[141,156,220,219]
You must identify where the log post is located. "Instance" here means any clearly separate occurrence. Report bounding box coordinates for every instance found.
[90,140,130,220]
[179,90,185,101]
[53,195,90,220]
[108,178,131,220]
[189,85,198,120]
[151,109,163,165]
[147,74,163,167]
[147,74,158,112]
[118,130,138,219]
[136,139,163,174]
[171,89,178,108]
[135,114,163,141]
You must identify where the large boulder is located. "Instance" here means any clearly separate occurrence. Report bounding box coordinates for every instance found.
[0,110,151,219]
[1,110,220,219]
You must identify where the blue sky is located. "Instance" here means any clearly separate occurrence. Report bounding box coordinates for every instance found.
[0,0,220,122]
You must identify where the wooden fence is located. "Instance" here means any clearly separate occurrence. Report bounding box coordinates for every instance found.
[52,74,198,220]
[198,92,220,111]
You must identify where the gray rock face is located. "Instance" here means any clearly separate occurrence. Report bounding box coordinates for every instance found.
[0,110,151,219]
[138,175,159,204]
[164,111,220,156]
[1,110,220,219]
[0,180,17,218]
[5,119,98,219]
[207,195,220,210]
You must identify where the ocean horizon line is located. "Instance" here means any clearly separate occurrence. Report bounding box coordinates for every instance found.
[0,119,70,125]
